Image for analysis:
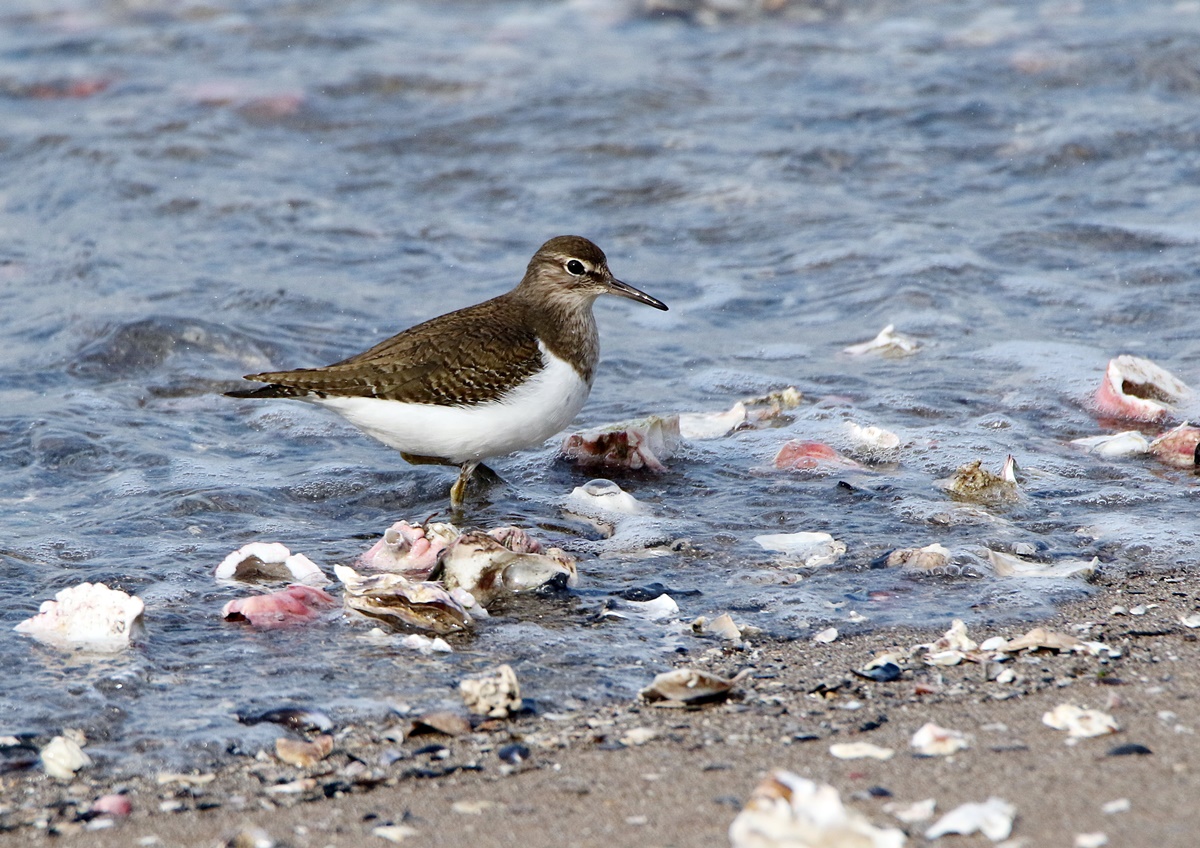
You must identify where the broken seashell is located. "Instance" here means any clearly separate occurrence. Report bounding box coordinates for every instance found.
[459,664,521,718]
[925,797,1016,841]
[640,668,742,706]
[989,626,1117,657]
[436,531,577,608]
[621,592,679,621]
[813,627,839,644]
[336,565,474,635]
[275,734,333,767]
[939,457,1020,505]
[678,401,747,439]
[1180,614,1200,629]
[1043,704,1119,739]
[407,711,471,738]
[698,613,743,642]
[754,531,846,567]
[1075,833,1109,848]
[15,582,145,652]
[843,323,920,357]
[1071,431,1151,458]
[40,735,91,780]
[988,550,1098,579]
[774,440,864,472]
[486,525,542,553]
[357,521,459,578]
[91,794,132,818]
[884,797,936,824]
[911,722,969,756]
[222,584,338,629]
[829,742,894,761]
[237,707,333,734]
[399,633,453,654]
[924,619,978,653]
[214,542,330,587]
[1149,422,1200,468]
[845,422,901,453]
[560,415,681,471]
[886,543,952,572]
[729,771,905,848]
[1093,354,1189,422]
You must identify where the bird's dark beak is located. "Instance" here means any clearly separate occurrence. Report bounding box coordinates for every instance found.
[605,277,668,311]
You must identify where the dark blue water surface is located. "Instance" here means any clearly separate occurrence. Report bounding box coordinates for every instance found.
[2,0,1199,773]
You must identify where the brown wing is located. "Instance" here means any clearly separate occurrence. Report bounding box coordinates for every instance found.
[233,295,544,406]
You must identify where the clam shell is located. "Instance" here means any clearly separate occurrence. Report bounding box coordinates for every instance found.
[15,582,144,652]
[336,565,472,635]
[639,668,741,706]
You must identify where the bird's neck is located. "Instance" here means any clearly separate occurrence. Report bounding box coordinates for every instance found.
[512,287,599,386]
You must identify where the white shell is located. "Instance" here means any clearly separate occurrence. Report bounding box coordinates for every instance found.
[925,797,1016,841]
[754,532,846,567]
[845,421,901,451]
[566,479,646,517]
[988,549,1098,579]
[911,722,969,756]
[40,735,92,780]
[336,564,473,635]
[438,532,577,608]
[829,742,895,761]
[678,402,747,440]
[729,771,905,848]
[1071,431,1151,457]
[459,664,521,718]
[214,542,330,587]
[560,415,681,472]
[15,583,144,652]
[1043,704,1119,739]
[842,323,920,357]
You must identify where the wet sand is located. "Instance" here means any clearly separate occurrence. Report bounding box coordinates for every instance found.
[19,566,1200,848]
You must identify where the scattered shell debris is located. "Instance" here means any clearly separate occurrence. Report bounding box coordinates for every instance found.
[560,414,681,471]
[459,664,522,718]
[728,770,905,848]
[1043,704,1119,740]
[754,531,847,567]
[15,582,145,652]
[640,668,745,707]
[1092,354,1189,422]
[214,543,330,587]
[842,323,921,357]
[925,796,1016,842]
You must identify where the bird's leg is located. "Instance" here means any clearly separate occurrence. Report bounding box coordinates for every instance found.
[449,461,480,508]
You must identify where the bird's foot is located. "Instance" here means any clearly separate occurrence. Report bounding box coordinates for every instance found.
[448,462,506,511]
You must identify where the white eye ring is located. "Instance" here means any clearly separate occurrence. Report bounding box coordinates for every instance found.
[565,259,587,276]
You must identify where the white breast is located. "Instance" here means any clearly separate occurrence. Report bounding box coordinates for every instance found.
[311,343,592,465]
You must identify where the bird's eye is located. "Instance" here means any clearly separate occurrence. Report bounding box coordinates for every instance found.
[565,259,586,276]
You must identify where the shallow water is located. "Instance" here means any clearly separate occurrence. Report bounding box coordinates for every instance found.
[2,0,1199,773]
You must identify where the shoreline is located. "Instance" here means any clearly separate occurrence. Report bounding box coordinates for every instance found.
[14,566,1200,847]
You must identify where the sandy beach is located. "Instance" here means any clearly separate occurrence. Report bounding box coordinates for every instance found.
[9,565,1197,848]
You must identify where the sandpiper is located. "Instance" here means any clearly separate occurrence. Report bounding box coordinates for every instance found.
[227,235,668,506]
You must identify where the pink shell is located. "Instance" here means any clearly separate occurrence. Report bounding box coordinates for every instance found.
[222,585,338,629]
[774,440,863,471]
